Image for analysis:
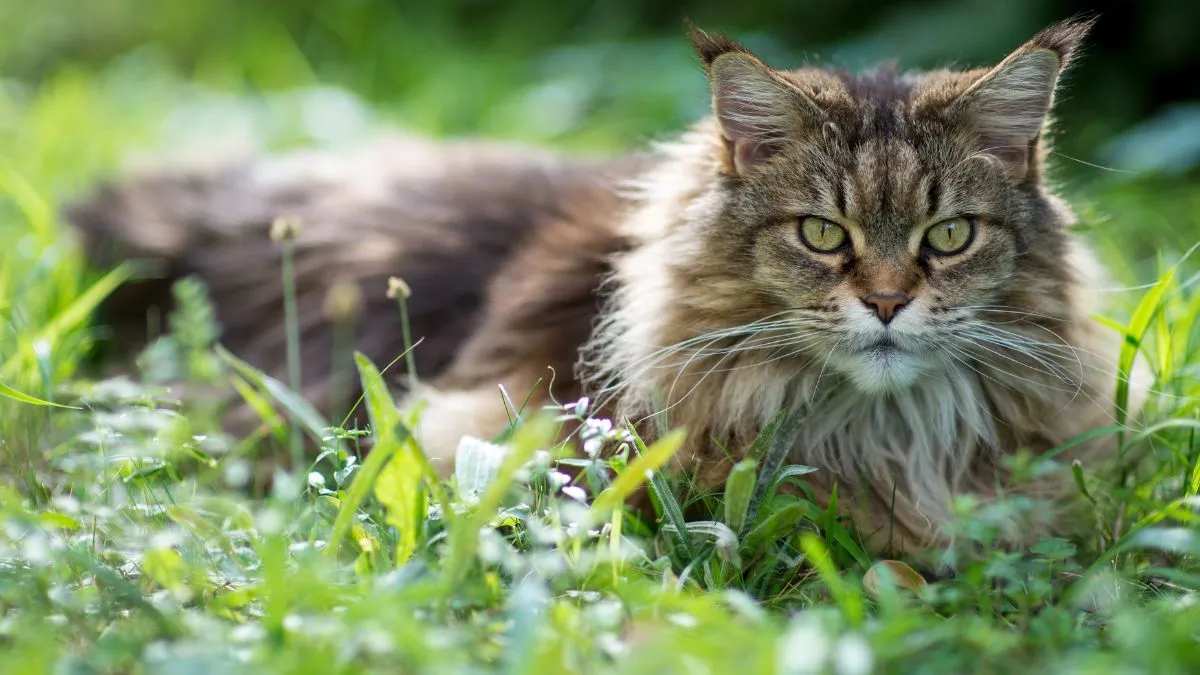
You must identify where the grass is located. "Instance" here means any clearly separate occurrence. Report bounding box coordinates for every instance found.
[3,25,1200,675]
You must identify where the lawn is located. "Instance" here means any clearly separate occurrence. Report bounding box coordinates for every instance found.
[2,3,1200,673]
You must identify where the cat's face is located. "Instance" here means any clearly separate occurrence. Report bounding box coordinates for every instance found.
[685,22,1090,393]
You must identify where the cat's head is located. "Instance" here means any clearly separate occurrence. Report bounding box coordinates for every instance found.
[672,19,1094,394]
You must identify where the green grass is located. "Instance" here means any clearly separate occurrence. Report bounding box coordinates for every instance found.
[3,23,1200,675]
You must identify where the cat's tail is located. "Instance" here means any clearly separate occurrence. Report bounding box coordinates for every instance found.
[63,138,610,425]
[63,153,410,425]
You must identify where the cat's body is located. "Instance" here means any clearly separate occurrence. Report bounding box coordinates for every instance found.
[69,19,1143,553]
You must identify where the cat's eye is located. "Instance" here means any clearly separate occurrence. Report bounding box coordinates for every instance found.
[924,217,974,255]
[798,217,848,253]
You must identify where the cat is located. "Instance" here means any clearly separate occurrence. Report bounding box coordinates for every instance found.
[68,18,1145,554]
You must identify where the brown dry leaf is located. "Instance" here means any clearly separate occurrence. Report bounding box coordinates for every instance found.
[863,559,928,597]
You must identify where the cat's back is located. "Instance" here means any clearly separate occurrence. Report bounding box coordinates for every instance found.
[69,134,649,419]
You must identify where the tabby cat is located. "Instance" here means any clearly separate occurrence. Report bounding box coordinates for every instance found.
[70,18,1144,553]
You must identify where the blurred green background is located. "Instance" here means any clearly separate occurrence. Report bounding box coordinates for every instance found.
[1,0,1198,277]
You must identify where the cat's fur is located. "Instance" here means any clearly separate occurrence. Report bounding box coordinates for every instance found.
[69,19,1144,553]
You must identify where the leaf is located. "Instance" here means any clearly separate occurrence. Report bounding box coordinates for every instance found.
[218,345,330,444]
[38,510,80,530]
[228,371,287,442]
[1072,460,1098,506]
[0,380,78,408]
[445,414,556,586]
[1030,537,1077,560]
[722,459,757,534]
[740,501,813,553]
[628,423,693,558]
[591,428,686,518]
[502,576,551,675]
[142,547,188,592]
[743,408,808,535]
[1,263,134,380]
[663,520,740,565]
[1125,525,1200,555]
[355,351,426,566]
[455,435,509,500]
[863,559,927,598]
[1107,265,1175,435]
[375,443,425,566]
[800,534,864,625]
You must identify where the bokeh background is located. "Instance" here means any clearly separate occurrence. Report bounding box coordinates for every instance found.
[2,0,1199,280]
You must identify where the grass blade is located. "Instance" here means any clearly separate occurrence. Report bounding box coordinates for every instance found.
[1,263,133,380]
[0,380,77,408]
[592,428,686,519]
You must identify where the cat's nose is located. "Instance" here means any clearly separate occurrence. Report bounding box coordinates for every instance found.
[861,292,912,324]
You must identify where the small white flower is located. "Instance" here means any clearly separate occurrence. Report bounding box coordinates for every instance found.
[571,397,590,416]
[547,470,572,490]
[149,530,181,550]
[778,619,831,675]
[357,627,394,655]
[582,417,613,437]
[255,508,285,536]
[834,634,873,675]
[561,486,588,502]
[586,599,625,628]
[231,623,265,643]
[667,613,698,629]
[271,470,301,501]
[143,641,172,662]
[224,459,251,488]
[51,495,80,515]
[21,532,50,566]
[583,437,604,458]
[307,471,326,489]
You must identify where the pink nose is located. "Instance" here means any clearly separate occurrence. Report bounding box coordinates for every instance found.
[862,292,911,324]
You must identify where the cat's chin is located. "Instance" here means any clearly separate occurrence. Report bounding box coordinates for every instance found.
[832,348,930,394]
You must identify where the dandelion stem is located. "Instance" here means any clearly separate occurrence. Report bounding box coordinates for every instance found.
[281,238,303,471]
[398,296,418,388]
[387,276,419,390]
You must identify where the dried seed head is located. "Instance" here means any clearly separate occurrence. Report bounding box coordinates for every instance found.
[269,215,302,241]
[386,276,411,300]
[323,278,364,322]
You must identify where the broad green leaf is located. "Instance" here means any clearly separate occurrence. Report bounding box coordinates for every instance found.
[723,458,757,534]
[350,352,427,566]
[455,436,508,500]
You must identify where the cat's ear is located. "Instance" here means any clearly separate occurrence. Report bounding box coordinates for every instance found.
[689,23,821,175]
[951,18,1094,176]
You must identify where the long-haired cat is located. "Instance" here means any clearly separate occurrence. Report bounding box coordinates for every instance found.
[69,18,1144,553]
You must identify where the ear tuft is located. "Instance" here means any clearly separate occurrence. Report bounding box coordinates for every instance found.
[685,19,750,68]
[1027,15,1096,66]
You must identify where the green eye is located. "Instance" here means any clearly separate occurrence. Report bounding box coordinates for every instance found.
[924,217,974,254]
[798,217,848,253]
